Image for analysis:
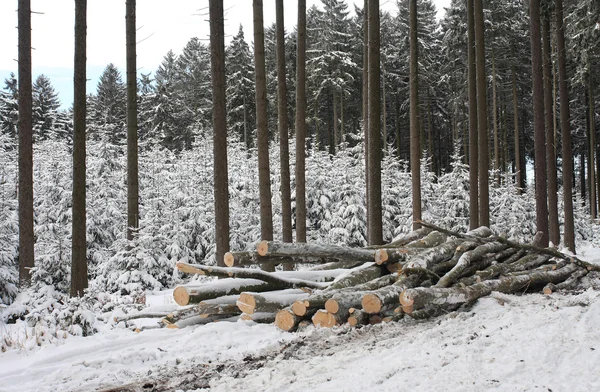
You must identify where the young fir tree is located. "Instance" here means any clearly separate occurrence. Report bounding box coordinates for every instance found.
[90,64,126,144]
[32,75,61,141]
[226,25,256,148]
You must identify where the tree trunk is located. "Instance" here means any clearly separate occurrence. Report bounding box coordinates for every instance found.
[275,0,293,254]
[530,0,549,247]
[295,0,307,243]
[409,0,422,231]
[588,76,597,218]
[467,0,479,228]
[126,0,139,243]
[382,62,387,155]
[512,64,522,194]
[253,0,274,262]
[71,0,88,297]
[492,50,499,185]
[209,0,230,266]
[555,0,575,253]
[474,0,489,226]
[368,0,383,244]
[18,0,34,288]
[363,0,370,237]
[542,12,559,246]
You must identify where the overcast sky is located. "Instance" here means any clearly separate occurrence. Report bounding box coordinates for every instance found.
[0,0,451,109]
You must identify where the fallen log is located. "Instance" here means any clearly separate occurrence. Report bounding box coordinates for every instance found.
[275,306,318,332]
[291,273,397,317]
[375,231,447,265]
[239,312,276,323]
[386,227,433,247]
[308,259,367,271]
[236,290,308,315]
[361,274,422,314]
[324,264,385,291]
[224,251,332,268]
[312,309,346,328]
[176,262,328,290]
[172,279,288,306]
[400,263,579,315]
[347,308,369,327]
[474,253,552,282]
[417,221,600,272]
[543,268,588,294]
[257,241,376,263]
[435,242,507,288]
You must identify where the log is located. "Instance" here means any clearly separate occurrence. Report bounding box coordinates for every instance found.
[239,312,276,323]
[308,259,367,271]
[166,314,238,329]
[417,221,600,272]
[291,273,397,317]
[474,253,552,282]
[176,262,328,290]
[198,302,240,317]
[435,242,507,288]
[387,227,433,247]
[224,251,332,268]
[172,278,288,306]
[400,263,579,314]
[257,241,376,262]
[543,268,588,294]
[347,308,369,327]
[312,309,347,328]
[236,290,308,315]
[375,231,447,265]
[325,264,385,291]
[361,274,422,314]
[403,239,464,270]
[114,311,174,323]
[275,306,317,332]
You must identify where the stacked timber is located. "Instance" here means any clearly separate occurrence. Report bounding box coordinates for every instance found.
[125,222,598,332]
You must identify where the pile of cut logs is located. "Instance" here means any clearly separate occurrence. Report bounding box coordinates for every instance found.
[122,221,599,332]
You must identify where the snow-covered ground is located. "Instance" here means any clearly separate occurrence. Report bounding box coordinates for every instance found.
[1,246,599,392]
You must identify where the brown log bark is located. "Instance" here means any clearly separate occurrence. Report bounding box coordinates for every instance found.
[295,0,307,242]
[409,0,422,230]
[467,0,479,228]
[239,312,276,323]
[386,227,432,247]
[210,0,230,266]
[71,0,88,297]
[126,0,139,242]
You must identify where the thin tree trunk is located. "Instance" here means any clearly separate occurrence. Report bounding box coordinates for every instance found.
[340,90,345,145]
[512,64,522,191]
[492,50,499,185]
[467,0,479,228]
[126,0,139,243]
[363,0,370,239]
[333,89,338,153]
[474,0,489,226]
[368,0,383,244]
[253,0,274,258]
[530,0,549,247]
[382,62,387,155]
[209,0,230,266]
[295,0,307,243]
[275,0,293,251]
[18,0,34,288]
[409,0,422,231]
[542,12,559,245]
[588,76,597,218]
[71,0,88,297]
